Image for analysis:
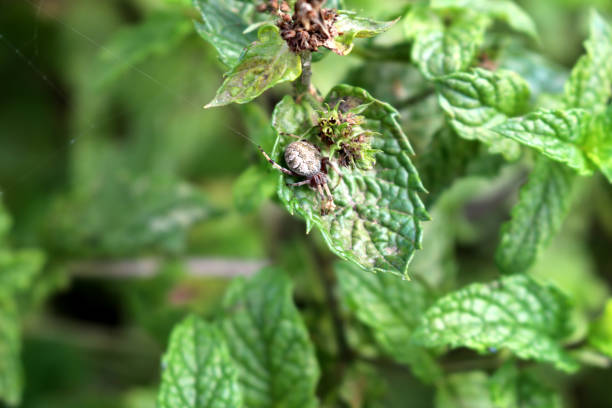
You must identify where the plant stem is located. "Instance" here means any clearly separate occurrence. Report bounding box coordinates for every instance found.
[295,51,313,97]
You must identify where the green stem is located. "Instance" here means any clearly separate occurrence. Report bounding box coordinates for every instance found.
[295,51,313,96]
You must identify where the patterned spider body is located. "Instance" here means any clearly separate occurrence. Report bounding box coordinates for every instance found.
[259,139,339,214]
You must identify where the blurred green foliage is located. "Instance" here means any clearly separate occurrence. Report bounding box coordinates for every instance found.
[0,0,611,407]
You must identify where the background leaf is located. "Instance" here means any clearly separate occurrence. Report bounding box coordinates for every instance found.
[219,267,320,408]
[335,261,441,382]
[489,363,563,408]
[206,25,301,108]
[331,11,398,55]
[435,372,495,408]
[411,13,490,79]
[94,12,192,88]
[158,315,242,408]
[273,86,429,277]
[413,274,578,372]
[431,0,538,39]
[589,299,612,358]
[563,10,612,112]
[0,296,21,407]
[493,108,594,175]
[495,157,575,274]
[435,68,530,159]
[193,0,257,68]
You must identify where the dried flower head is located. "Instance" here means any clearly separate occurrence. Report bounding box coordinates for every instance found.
[277,0,339,53]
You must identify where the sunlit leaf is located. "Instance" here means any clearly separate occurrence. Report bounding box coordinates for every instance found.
[206,25,301,107]
[158,315,242,408]
[496,157,574,274]
[413,275,578,372]
[220,268,319,408]
[329,11,398,55]
[589,299,612,358]
[435,68,529,159]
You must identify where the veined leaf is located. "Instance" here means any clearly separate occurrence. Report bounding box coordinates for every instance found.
[431,0,538,40]
[220,268,319,408]
[435,68,529,159]
[563,10,612,112]
[493,109,594,175]
[489,363,563,408]
[495,157,574,274]
[584,106,612,183]
[413,274,578,372]
[335,262,441,382]
[589,299,612,358]
[193,0,257,67]
[411,14,490,79]
[0,296,21,407]
[330,11,398,56]
[273,86,429,277]
[158,315,242,408]
[206,25,301,108]
[94,12,192,88]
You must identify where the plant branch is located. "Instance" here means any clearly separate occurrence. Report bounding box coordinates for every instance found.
[69,257,268,279]
[294,51,313,97]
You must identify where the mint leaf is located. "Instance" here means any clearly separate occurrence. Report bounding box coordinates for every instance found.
[193,0,257,68]
[413,275,578,372]
[493,108,595,175]
[206,25,301,108]
[94,12,192,88]
[411,14,490,79]
[435,68,529,159]
[273,86,429,277]
[335,262,441,382]
[220,268,319,408]
[563,10,612,112]
[495,157,574,274]
[436,372,494,408]
[0,296,21,407]
[589,299,612,358]
[158,315,242,408]
[431,0,538,40]
[584,106,612,183]
[330,11,398,55]
[489,363,563,408]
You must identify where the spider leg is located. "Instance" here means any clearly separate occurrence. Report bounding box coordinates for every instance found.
[287,180,310,187]
[323,182,334,200]
[258,146,294,176]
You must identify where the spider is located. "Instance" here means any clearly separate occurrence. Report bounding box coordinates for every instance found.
[258,139,340,214]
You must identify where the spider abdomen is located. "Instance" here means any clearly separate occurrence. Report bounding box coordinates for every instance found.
[284,140,321,177]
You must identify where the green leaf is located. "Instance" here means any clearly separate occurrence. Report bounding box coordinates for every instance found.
[158,315,242,408]
[489,363,562,408]
[493,108,595,175]
[584,106,612,183]
[431,0,538,40]
[206,25,301,108]
[435,68,530,159]
[563,10,612,111]
[589,299,612,358]
[94,12,192,88]
[273,86,429,277]
[335,261,441,382]
[0,296,21,407]
[0,249,45,296]
[193,0,257,67]
[219,267,319,408]
[411,14,490,79]
[413,274,578,372]
[330,11,398,56]
[495,157,574,274]
[436,372,495,408]
[233,165,278,213]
